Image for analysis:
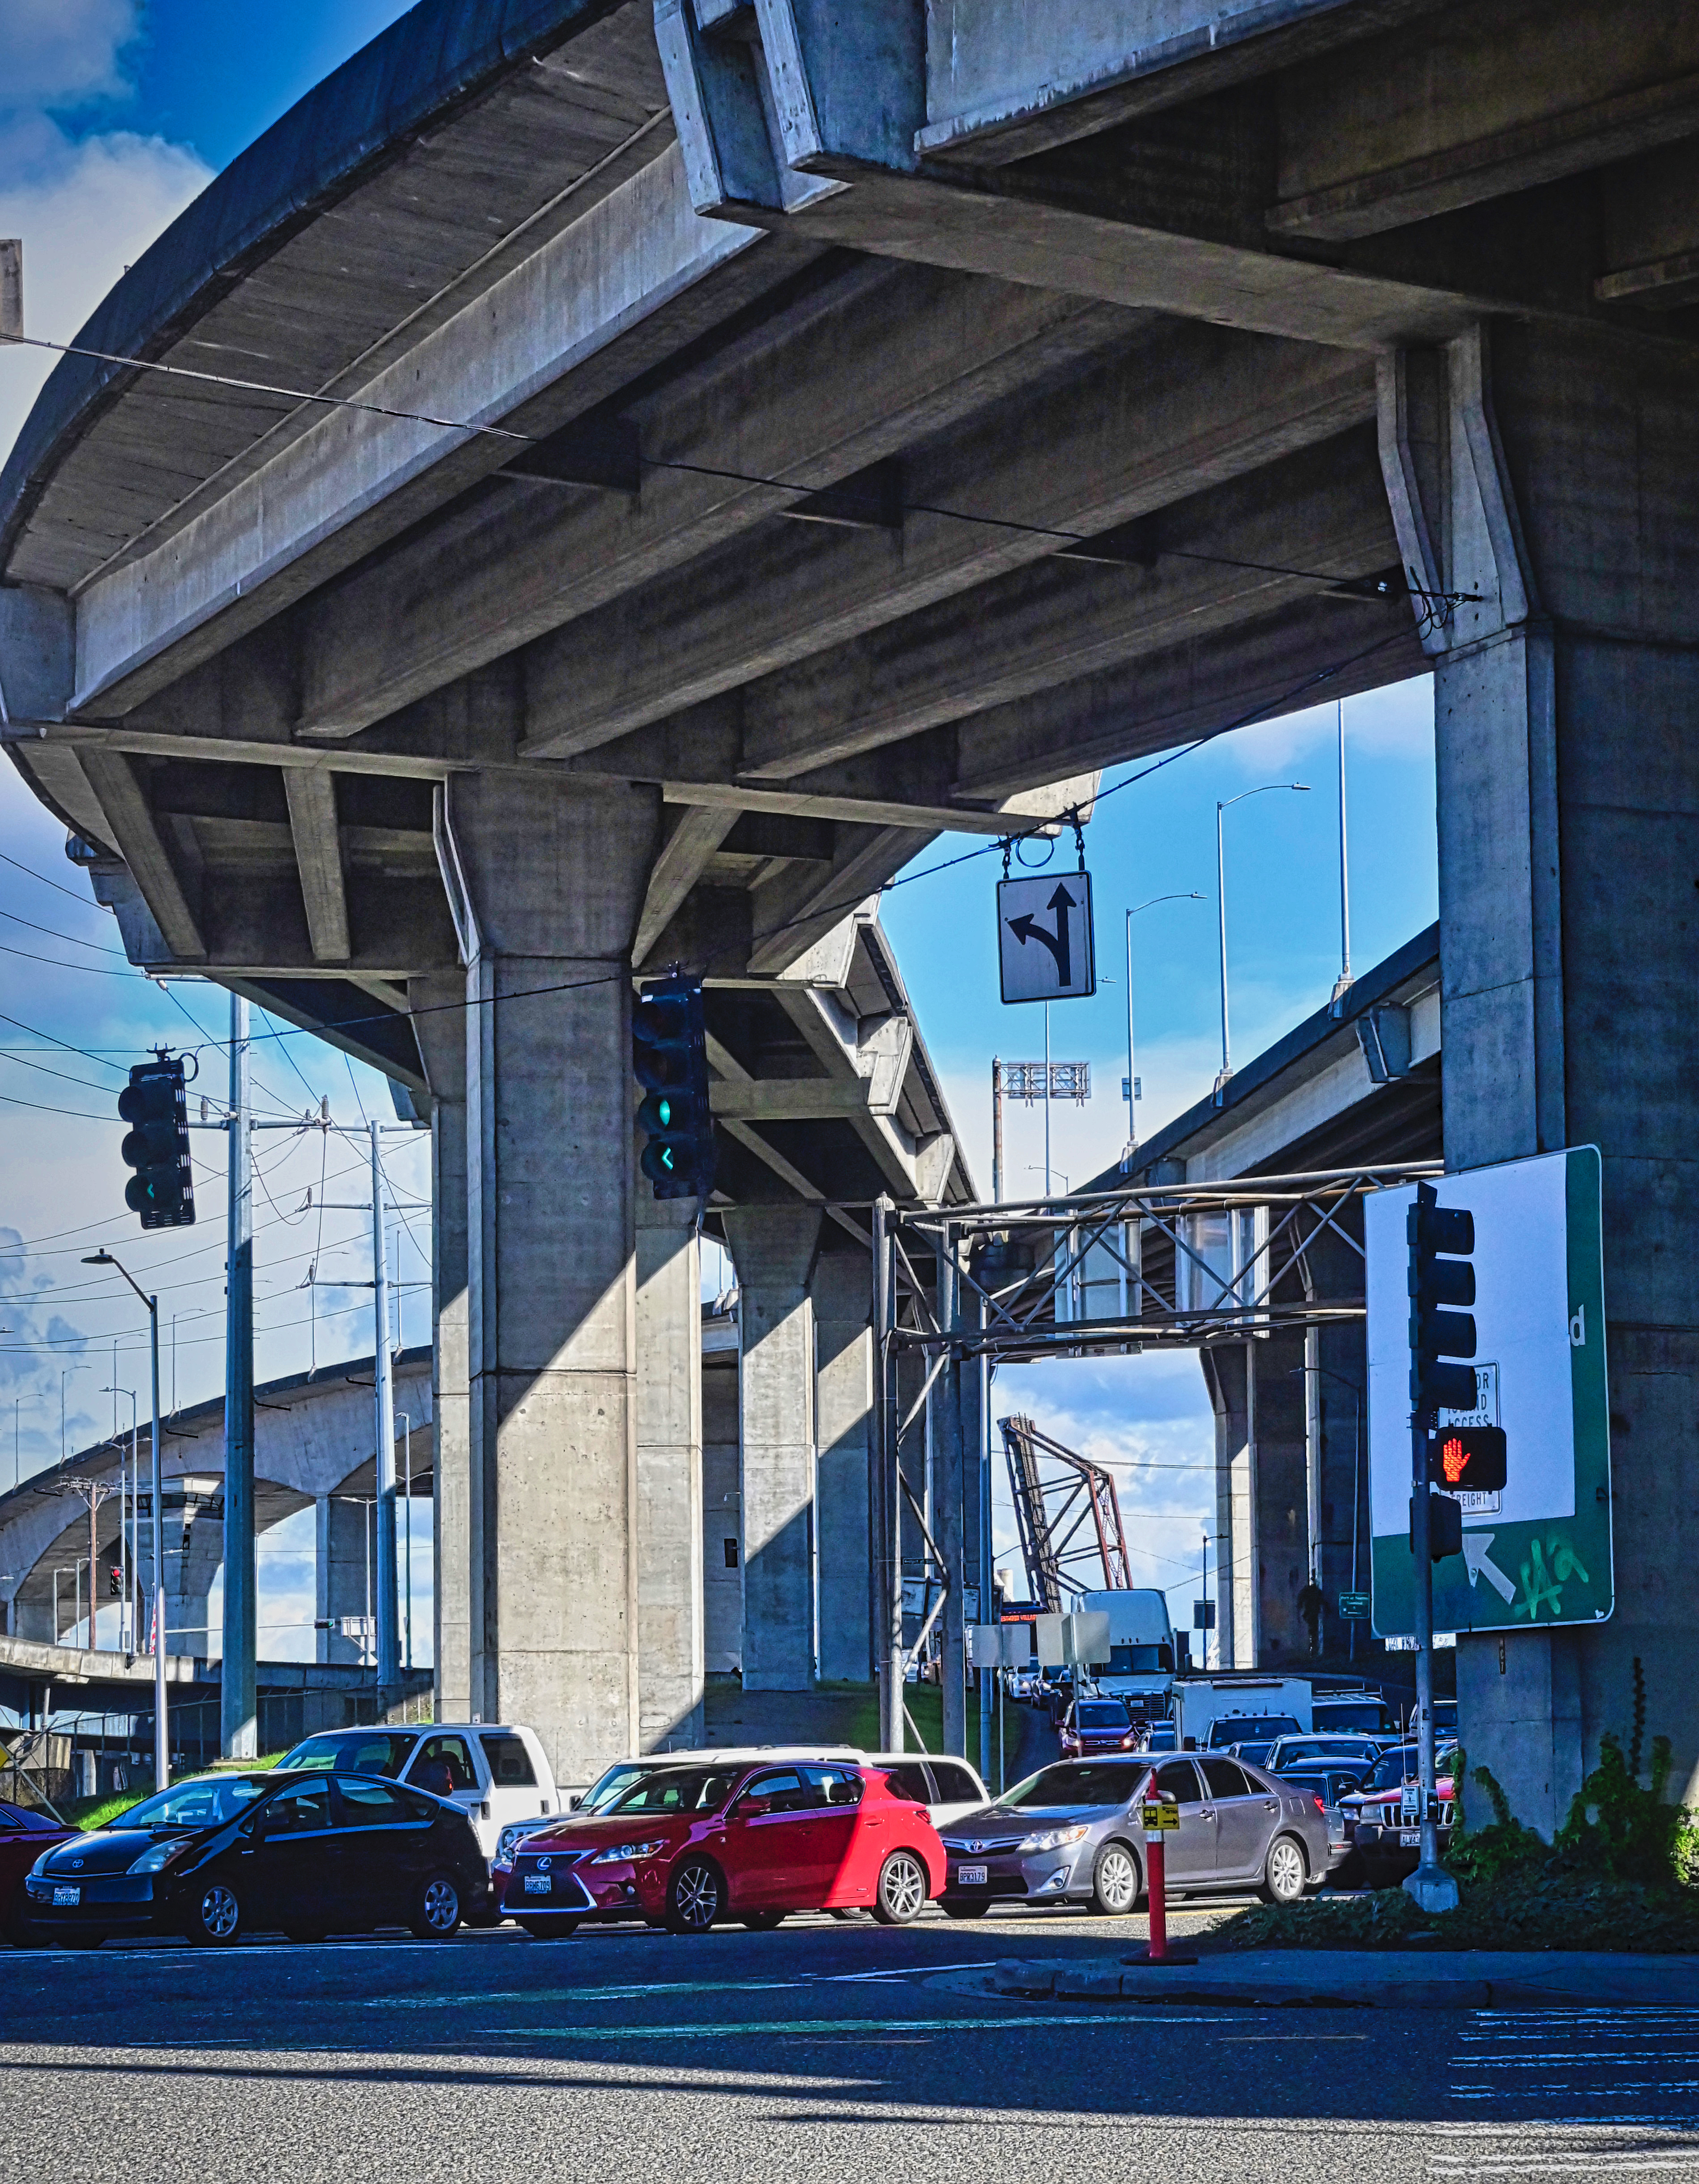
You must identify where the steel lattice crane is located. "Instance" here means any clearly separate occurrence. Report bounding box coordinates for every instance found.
[999,1414,1133,1613]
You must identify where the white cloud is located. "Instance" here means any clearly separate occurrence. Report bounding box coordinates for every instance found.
[1,0,139,109]
[1224,677,1435,776]
[0,116,213,470]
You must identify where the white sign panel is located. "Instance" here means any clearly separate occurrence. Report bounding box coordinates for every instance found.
[997,871,1096,1002]
[1365,1148,1611,1639]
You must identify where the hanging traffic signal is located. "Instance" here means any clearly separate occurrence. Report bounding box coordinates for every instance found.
[632,975,715,1201]
[118,1054,195,1230]
[107,1565,123,1600]
[1429,1424,1508,1493]
[1407,1181,1476,1415]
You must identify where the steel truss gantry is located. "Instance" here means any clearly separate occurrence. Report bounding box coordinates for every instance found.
[869,1165,1438,1755]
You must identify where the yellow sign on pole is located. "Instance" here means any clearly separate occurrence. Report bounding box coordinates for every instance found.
[1141,1798,1180,1832]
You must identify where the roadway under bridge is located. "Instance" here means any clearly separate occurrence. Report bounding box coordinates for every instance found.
[3,0,1697,1825]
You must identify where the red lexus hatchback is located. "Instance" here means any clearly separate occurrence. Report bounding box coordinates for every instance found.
[501,1759,945,1935]
[1,1800,77,1947]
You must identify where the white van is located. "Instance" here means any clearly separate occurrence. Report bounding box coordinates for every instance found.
[277,1723,556,1859]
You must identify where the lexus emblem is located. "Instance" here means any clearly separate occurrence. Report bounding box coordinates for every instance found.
[537,1856,551,1872]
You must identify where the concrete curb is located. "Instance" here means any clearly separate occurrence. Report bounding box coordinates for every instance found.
[992,1948,1699,2011]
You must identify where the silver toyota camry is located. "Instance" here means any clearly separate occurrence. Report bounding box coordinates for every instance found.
[937,1753,1332,1917]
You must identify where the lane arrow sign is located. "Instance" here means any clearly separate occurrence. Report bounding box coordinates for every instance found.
[1006,882,1077,988]
[1462,1531,1516,1604]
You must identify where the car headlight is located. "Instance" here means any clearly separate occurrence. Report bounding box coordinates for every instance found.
[1016,1824,1089,1853]
[128,1839,191,1873]
[589,1840,666,1865]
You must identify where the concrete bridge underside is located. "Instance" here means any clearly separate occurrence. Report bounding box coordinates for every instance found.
[4,0,1699,1820]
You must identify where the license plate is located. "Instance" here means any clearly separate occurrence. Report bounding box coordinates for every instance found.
[957,1864,987,1887]
[522,1875,552,1895]
[53,1886,80,1906]
[1400,1830,1421,1847]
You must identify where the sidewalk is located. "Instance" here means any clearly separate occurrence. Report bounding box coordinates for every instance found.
[984,1948,1699,2010]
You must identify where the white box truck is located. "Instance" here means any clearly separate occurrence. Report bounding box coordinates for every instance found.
[1077,1589,1178,1712]
[1171,1674,1314,1751]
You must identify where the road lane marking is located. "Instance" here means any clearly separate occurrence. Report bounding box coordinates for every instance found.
[490,2015,1233,2039]
[370,1963,1001,2006]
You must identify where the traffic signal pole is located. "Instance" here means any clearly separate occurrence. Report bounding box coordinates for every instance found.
[221,993,257,1758]
[372,1120,401,1694]
[1409,1398,1444,1894]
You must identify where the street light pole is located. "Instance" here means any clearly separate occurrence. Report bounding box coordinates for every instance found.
[1331,701,1354,1011]
[223,990,257,1758]
[83,1252,167,1789]
[1214,784,1311,1099]
[371,1122,400,1694]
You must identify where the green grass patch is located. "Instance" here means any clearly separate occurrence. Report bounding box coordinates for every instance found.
[817,1679,944,1756]
[72,1753,287,1832]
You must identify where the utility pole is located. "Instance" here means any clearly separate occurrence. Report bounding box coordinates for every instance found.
[990,1060,1004,1204]
[371,1122,400,1694]
[1330,700,1354,1013]
[222,992,257,1758]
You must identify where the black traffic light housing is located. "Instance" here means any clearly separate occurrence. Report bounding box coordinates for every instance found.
[1429,1424,1508,1493]
[1408,1182,1477,1416]
[107,1565,123,1600]
[1411,1490,1464,1562]
[632,974,715,1201]
[118,1053,195,1230]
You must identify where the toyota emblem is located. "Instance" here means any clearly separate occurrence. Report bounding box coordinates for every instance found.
[537,1855,552,1872]
[71,1858,85,1870]
[968,1840,984,1854]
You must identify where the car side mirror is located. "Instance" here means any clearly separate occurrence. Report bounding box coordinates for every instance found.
[567,1794,581,1811]
[738,1795,771,1818]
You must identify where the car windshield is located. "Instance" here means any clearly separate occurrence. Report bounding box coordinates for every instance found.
[1312,1703,1388,1733]
[1361,1745,1454,1792]
[1077,1704,1128,1728]
[605,1768,737,1816]
[1000,1762,1145,1811]
[279,1732,417,1778]
[115,1775,271,1832]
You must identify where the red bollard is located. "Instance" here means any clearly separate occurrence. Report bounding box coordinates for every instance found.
[1125,1790,1197,1968]
[1145,1812,1169,1962]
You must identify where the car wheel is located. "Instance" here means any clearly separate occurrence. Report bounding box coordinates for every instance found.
[519,1916,581,1939]
[1090,1840,1141,1918]
[942,1899,990,1920]
[666,1857,723,1935]
[739,1910,786,1932]
[870,1850,928,1927]
[1261,1834,1309,1907]
[410,1873,463,1941]
[186,1881,242,1947]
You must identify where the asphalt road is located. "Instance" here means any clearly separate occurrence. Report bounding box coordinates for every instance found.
[7,1906,1698,2184]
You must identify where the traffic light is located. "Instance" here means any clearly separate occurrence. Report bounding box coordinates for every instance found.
[1412,1490,1464,1561]
[1407,1181,1476,1415]
[632,974,715,1201]
[117,1055,195,1230]
[107,1565,123,1600]
[1429,1424,1507,1493]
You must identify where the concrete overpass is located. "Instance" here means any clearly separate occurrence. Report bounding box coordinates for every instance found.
[3,0,1697,1822]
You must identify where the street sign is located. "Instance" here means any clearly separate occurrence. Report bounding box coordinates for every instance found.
[1141,1798,1180,1831]
[997,871,1096,1002]
[1366,1149,1611,1638]
[1192,1600,1216,1629]
[1338,1591,1371,1620]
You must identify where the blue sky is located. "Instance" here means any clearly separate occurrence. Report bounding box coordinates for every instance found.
[0,3,1442,1660]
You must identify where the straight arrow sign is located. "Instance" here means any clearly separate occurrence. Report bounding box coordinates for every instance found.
[997,871,1096,1003]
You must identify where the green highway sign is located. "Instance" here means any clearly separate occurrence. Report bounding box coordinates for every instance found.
[1366,1147,1612,1639]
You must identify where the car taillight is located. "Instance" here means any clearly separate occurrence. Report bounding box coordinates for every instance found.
[1312,1795,1327,1815]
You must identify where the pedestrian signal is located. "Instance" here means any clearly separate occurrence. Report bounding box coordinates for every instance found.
[1428,1424,1507,1493]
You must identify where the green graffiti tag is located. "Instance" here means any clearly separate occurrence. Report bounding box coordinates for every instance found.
[1514,1535,1592,1622]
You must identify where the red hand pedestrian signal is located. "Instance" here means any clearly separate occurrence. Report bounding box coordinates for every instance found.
[1428,1425,1507,1492]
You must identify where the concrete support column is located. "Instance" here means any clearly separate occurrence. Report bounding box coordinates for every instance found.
[1381,321,1699,1825]
[413,971,470,1720]
[635,1185,704,1751]
[315,1494,369,1665]
[702,1351,742,1674]
[1252,1328,1309,1667]
[724,1205,822,1691]
[454,773,660,1788]
[1201,1345,1256,1668]
[810,1243,873,1685]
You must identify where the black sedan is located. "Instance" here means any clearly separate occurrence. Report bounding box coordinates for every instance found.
[21,1768,490,1947]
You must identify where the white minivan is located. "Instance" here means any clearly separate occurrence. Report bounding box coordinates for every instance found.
[277,1723,557,1860]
